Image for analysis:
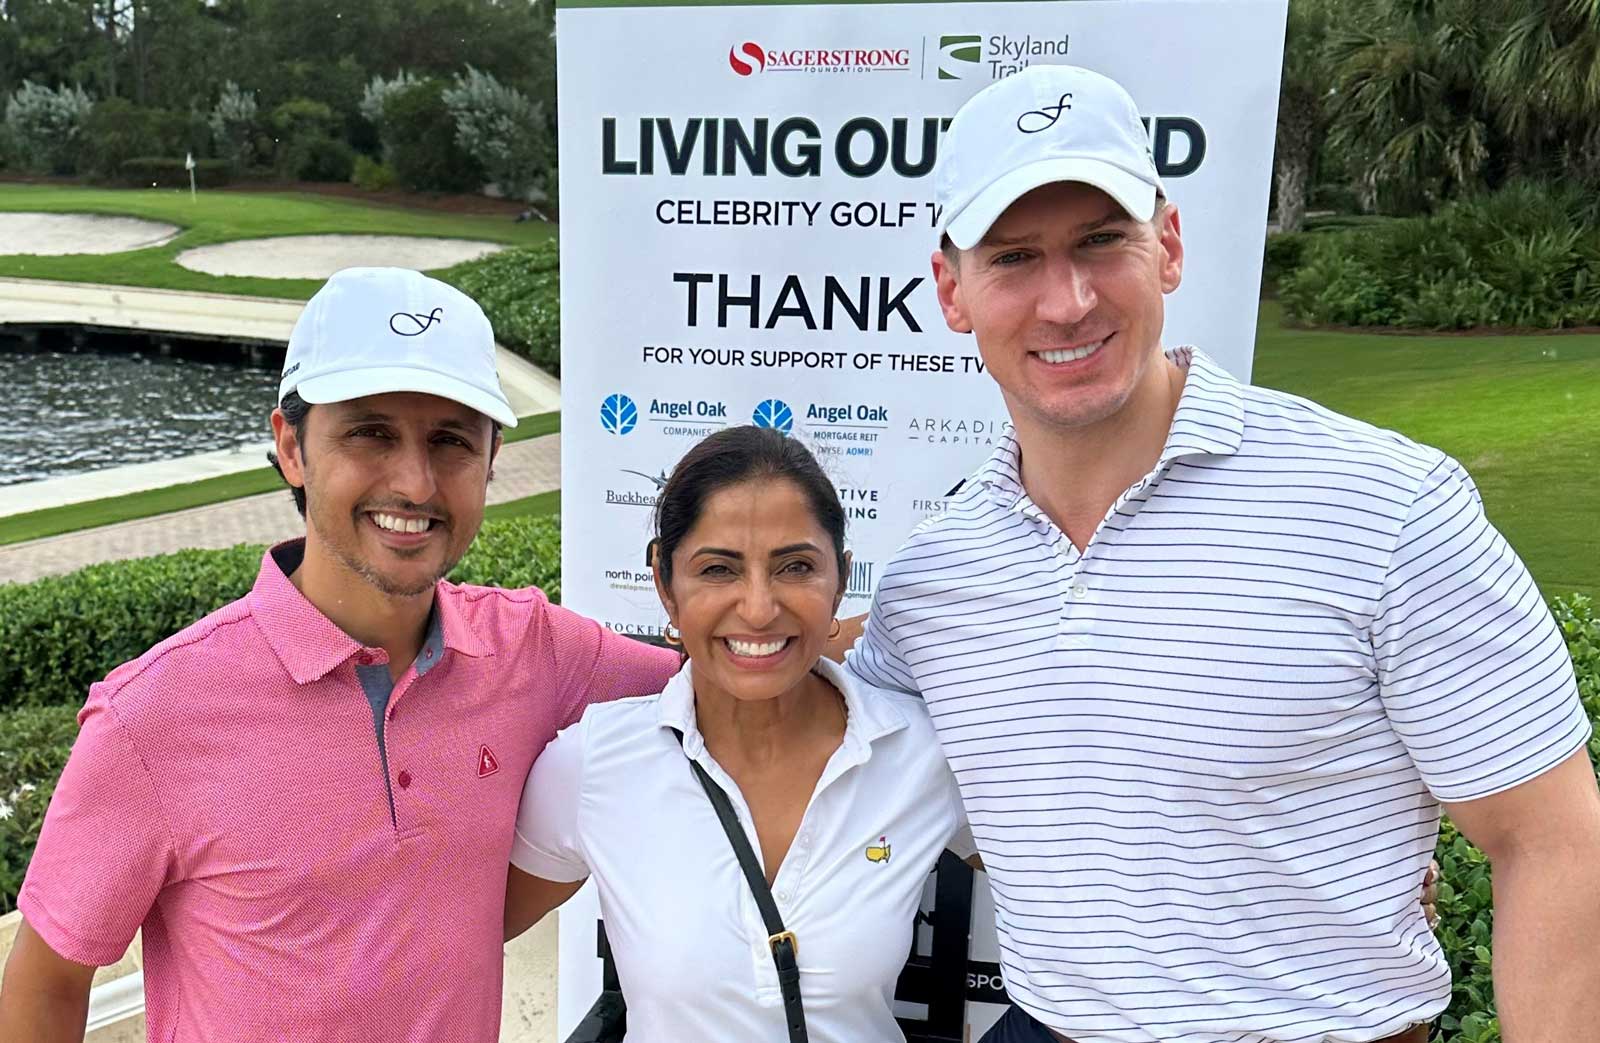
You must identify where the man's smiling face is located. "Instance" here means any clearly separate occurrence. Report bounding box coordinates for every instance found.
[274,391,498,598]
[934,179,1184,435]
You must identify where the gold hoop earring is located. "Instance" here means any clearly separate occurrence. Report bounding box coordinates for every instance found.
[829,619,842,639]
[663,623,682,647]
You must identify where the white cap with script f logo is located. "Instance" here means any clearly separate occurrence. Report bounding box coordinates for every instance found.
[278,266,517,428]
[935,65,1164,250]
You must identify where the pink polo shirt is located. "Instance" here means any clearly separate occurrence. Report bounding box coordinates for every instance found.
[20,539,679,1042]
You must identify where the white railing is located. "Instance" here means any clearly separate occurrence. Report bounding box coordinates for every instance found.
[86,972,144,1032]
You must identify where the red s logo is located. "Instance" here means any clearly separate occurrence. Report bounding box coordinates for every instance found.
[729,42,765,76]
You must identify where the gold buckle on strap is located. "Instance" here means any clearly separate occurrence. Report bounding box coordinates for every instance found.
[768,930,798,957]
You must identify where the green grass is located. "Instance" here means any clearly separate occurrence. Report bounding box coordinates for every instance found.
[0,411,561,547]
[0,184,552,300]
[484,489,560,522]
[1252,299,1600,599]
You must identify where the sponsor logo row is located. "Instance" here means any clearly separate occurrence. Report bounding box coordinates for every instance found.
[727,32,1070,82]
[599,393,1002,449]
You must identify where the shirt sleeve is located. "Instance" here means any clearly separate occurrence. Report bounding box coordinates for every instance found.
[511,715,592,882]
[1372,455,1591,803]
[943,766,977,860]
[541,601,681,730]
[844,587,919,696]
[17,687,180,966]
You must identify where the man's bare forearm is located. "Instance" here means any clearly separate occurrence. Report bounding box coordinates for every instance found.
[1490,844,1600,1040]
[0,987,89,1043]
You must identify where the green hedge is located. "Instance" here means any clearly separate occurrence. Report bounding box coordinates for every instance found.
[439,239,560,374]
[119,155,233,189]
[1281,182,1600,330]
[1,526,1596,1043]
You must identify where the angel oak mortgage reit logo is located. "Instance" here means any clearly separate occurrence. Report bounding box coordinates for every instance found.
[729,41,912,76]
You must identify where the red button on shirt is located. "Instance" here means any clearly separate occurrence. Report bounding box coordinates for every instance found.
[396,770,412,790]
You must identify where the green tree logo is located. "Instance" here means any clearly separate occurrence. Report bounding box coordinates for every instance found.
[938,34,982,79]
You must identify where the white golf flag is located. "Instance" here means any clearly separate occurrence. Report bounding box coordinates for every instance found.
[184,152,195,171]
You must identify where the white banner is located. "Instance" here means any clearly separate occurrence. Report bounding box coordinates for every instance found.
[555,0,1287,1036]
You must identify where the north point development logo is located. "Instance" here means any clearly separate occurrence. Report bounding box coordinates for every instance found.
[601,393,638,435]
[753,398,794,434]
[937,34,981,79]
[729,41,912,76]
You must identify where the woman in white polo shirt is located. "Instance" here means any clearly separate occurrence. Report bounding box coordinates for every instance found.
[504,424,974,1043]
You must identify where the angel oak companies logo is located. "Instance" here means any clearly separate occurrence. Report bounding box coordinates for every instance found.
[729,40,912,76]
[600,393,638,435]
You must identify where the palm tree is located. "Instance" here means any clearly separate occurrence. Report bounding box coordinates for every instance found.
[1486,0,1600,181]
[1274,0,1337,232]
[1325,0,1495,211]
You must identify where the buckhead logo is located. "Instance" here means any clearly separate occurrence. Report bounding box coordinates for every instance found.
[729,41,765,76]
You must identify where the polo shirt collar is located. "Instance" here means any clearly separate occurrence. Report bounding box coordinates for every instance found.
[658,656,909,762]
[249,539,492,685]
[974,345,1246,509]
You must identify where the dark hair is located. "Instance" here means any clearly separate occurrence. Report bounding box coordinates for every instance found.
[266,391,504,519]
[267,391,313,518]
[653,426,847,592]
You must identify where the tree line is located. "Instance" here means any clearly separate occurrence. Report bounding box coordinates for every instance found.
[1276,0,1600,231]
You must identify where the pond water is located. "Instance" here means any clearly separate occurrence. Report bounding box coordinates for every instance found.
[0,332,282,487]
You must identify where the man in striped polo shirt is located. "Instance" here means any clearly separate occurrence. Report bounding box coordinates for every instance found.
[848,66,1600,1043]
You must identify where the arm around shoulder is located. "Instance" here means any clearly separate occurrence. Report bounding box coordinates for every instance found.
[506,714,594,939]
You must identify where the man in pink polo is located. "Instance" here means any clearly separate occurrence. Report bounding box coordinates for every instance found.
[0,268,680,1041]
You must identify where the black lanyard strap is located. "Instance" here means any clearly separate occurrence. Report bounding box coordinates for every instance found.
[684,751,809,1043]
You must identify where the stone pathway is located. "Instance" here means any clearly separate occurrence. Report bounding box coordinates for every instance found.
[0,434,561,585]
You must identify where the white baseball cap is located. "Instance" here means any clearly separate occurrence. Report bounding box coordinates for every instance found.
[935,65,1163,250]
[279,267,517,428]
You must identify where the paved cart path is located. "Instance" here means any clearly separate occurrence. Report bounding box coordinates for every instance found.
[0,434,560,585]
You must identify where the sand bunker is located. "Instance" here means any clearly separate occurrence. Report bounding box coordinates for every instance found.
[176,235,505,279]
[0,212,181,255]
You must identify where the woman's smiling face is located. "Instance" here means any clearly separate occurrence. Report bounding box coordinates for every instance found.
[658,477,847,704]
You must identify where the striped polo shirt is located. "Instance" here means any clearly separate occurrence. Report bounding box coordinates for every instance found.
[847,348,1589,1043]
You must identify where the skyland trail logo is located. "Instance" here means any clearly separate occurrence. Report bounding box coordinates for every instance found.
[931,31,1071,81]
[601,393,638,435]
[729,41,911,76]
[938,35,981,79]
[752,398,794,434]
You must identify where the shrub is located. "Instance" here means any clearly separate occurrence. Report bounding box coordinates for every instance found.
[439,239,561,373]
[3,81,94,174]
[359,70,421,131]
[80,100,195,181]
[1262,232,1308,290]
[448,515,562,596]
[118,156,232,189]
[0,704,81,914]
[0,518,562,714]
[351,154,400,192]
[208,81,259,169]
[442,66,549,202]
[381,78,484,193]
[1281,181,1600,331]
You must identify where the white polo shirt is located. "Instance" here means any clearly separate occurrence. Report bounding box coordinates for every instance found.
[848,347,1590,1043]
[512,657,975,1043]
